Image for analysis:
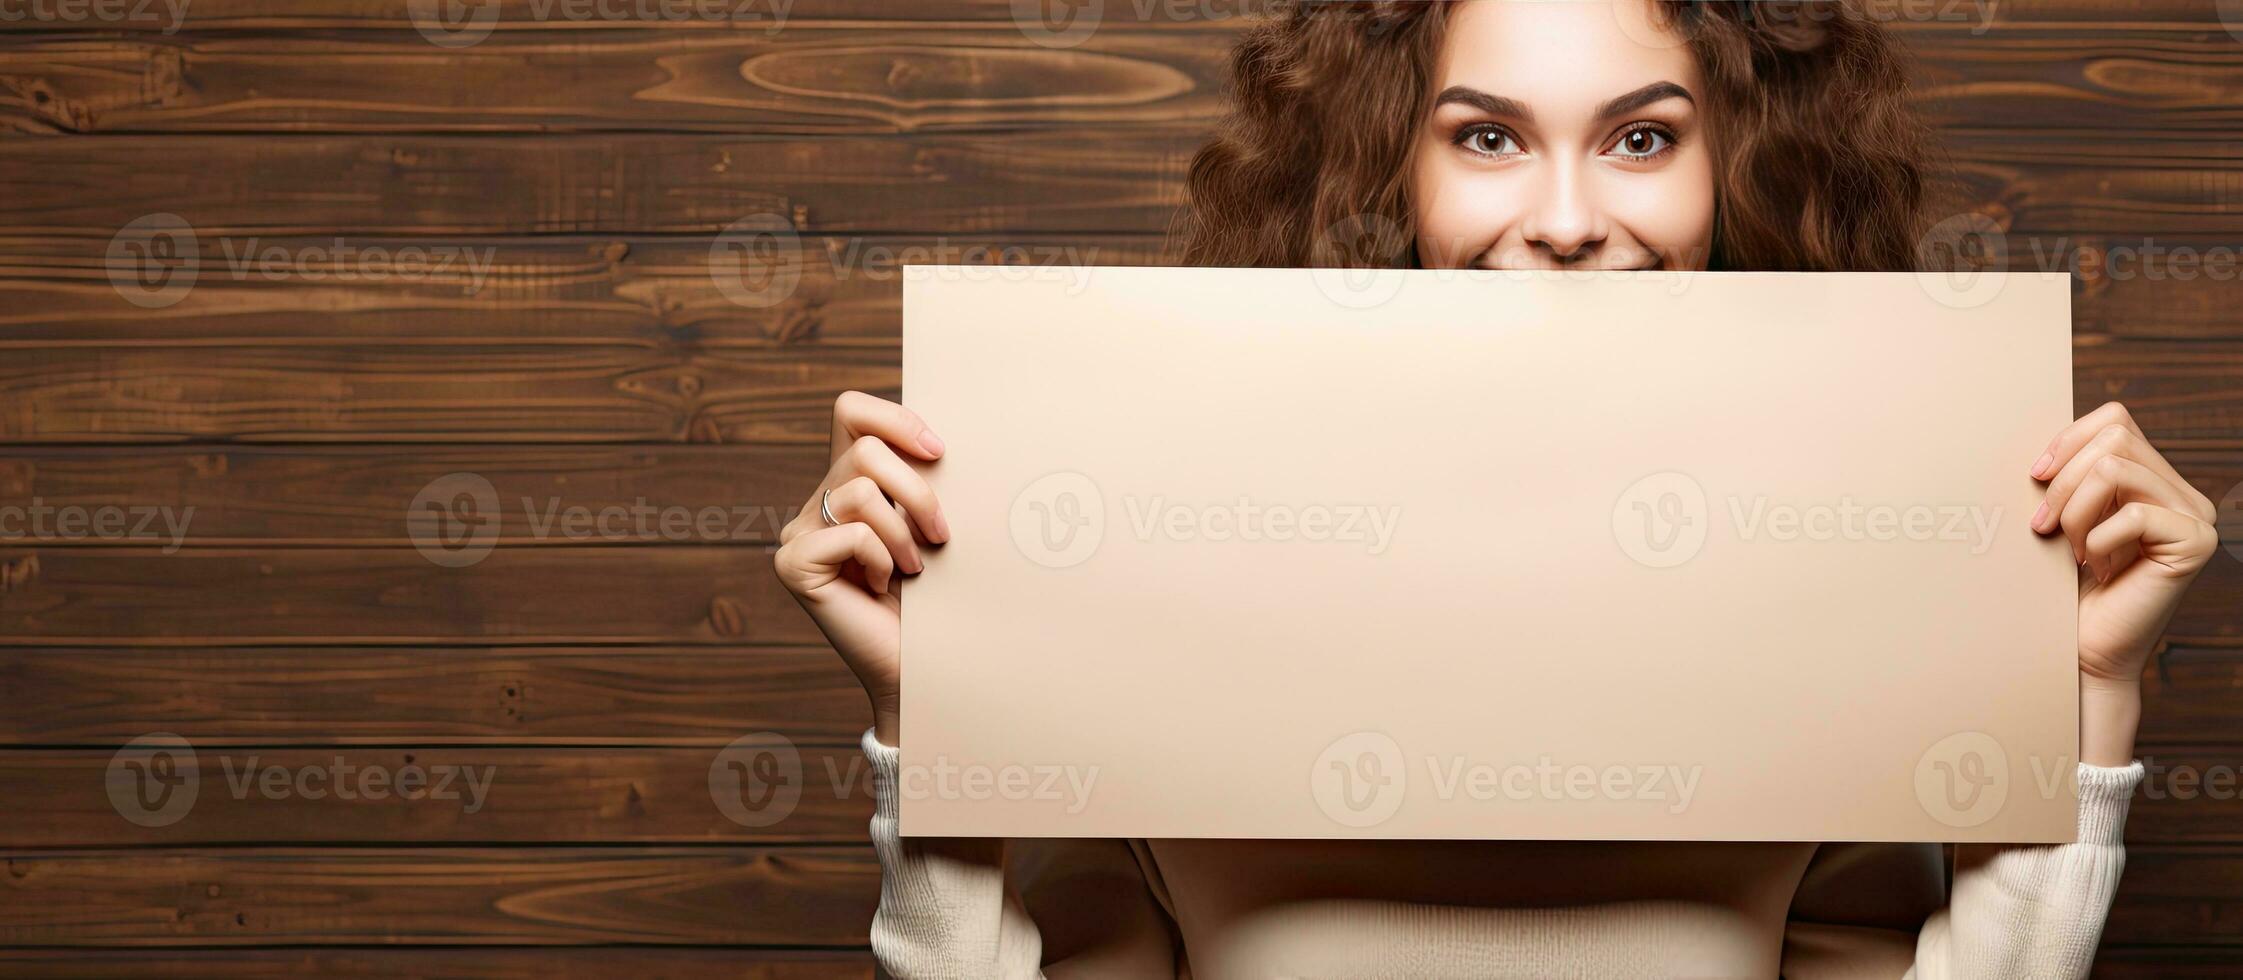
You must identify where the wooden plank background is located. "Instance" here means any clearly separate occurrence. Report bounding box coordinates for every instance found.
[2,1,2242,975]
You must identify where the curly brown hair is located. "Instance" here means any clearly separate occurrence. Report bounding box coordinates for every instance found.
[1172,0,1933,272]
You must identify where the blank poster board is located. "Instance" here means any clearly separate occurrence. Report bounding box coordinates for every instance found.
[900,266,2076,843]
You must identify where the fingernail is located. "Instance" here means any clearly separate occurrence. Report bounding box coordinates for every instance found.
[2030,452,2054,479]
[2031,500,2048,530]
[933,511,952,543]
[917,428,946,457]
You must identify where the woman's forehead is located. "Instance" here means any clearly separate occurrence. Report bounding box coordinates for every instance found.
[1433,1,1702,117]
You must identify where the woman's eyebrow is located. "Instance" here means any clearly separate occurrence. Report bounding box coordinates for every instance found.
[1433,85,1533,121]
[1595,81,1694,120]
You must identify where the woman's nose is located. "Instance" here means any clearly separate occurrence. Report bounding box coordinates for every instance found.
[1518,165,1607,262]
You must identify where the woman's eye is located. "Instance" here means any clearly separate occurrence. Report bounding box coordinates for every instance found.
[1456,126,1522,158]
[1608,126,1675,159]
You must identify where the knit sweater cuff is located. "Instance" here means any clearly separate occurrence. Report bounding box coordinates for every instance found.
[865,726,904,829]
[2076,760,2143,846]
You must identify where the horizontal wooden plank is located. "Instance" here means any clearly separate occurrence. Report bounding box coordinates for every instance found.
[1910,28,2243,134]
[2020,234,2243,341]
[2107,846,2243,945]
[8,337,2243,445]
[11,23,2242,137]
[2072,339,2243,447]
[0,949,872,979]
[0,547,825,645]
[5,742,2240,847]
[0,132,1197,237]
[3,636,2217,751]
[0,843,2232,947]
[2125,748,2243,845]
[0,345,893,444]
[0,0,2206,32]
[2094,946,2243,978]
[2143,642,2243,747]
[0,445,825,545]
[0,492,2237,646]
[0,233,1163,344]
[0,846,878,945]
[3,229,2239,343]
[1937,132,2243,237]
[0,0,1263,30]
[0,746,876,845]
[0,646,863,745]
[0,28,1233,135]
[9,131,2241,238]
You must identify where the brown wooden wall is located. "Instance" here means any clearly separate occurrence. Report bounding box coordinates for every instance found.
[0,1,2240,976]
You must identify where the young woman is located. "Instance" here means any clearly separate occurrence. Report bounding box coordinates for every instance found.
[773,2,2222,975]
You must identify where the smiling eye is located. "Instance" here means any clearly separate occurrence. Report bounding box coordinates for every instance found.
[1455,125,1523,158]
[1609,125,1675,159]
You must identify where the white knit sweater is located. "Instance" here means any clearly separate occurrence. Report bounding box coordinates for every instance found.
[860,729,2144,979]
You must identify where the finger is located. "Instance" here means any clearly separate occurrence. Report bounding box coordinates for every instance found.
[2033,401,2140,481]
[2045,451,2201,561]
[831,390,945,463]
[830,434,950,543]
[775,521,897,597]
[2081,501,2218,583]
[2035,424,2134,535]
[825,476,923,574]
[2034,402,2209,520]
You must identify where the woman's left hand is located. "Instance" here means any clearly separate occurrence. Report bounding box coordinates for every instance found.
[2031,401,2220,764]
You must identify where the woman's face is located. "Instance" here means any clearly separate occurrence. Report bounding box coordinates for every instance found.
[1410,0,1716,271]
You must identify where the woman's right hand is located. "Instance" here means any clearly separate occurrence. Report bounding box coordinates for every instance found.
[773,390,949,746]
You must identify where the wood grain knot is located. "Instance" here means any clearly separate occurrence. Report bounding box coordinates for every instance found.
[0,555,39,592]
[708,596,746,637]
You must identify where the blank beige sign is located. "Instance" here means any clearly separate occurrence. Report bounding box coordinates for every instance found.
[899,266,2077,843]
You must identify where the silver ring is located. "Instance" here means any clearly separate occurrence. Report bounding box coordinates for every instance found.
[820,487,841,526]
